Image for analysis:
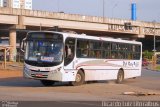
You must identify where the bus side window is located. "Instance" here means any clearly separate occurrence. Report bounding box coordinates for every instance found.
[95,50,101,58]
[77,39,89,58]
[81,49,88,57]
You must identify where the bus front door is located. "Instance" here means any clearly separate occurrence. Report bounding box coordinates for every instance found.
[64,37,76,70]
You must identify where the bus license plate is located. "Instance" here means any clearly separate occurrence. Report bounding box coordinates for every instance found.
[35,74,43,77]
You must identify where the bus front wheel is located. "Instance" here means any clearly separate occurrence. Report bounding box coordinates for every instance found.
[40,80,55,86]
[116,70,124,84]
[70,70,85,86]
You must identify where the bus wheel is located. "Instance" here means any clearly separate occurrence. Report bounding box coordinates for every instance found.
[116,70,124,84]
[40,80,55,86]
[70,70,85,86]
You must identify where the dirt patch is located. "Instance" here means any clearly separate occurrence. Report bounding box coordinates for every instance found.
[0,69,22,79]
[0,62,23,78]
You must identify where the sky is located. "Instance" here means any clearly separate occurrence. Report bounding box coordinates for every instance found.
[33,0,160,22]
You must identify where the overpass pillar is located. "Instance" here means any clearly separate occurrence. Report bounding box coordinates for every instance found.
[138,26,145,38]
[9,30,17,62]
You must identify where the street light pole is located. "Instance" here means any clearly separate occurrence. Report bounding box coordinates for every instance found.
[103,0,105,22]
[112,3,118,18]
[57,0,60,12]
[153,20,156,53]
[152,20,156,70]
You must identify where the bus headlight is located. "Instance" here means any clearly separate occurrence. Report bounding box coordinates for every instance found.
[57,67,62,71]
[24,66,29,72]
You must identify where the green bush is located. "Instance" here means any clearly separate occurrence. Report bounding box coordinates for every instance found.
[143,50,153,59]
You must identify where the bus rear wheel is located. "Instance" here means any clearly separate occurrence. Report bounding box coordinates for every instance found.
[40,80,55,86]
[70,70,85,86]
[116,70,124,84]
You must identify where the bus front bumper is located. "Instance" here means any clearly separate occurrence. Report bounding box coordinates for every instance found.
[23,66,63,81]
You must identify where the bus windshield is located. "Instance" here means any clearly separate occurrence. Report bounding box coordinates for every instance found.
[24,32,63,67]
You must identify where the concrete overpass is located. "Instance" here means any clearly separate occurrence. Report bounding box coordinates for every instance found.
[0,7,160,61]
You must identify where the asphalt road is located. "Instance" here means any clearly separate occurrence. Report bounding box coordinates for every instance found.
[123,68,160,90]
[0,68,160,106]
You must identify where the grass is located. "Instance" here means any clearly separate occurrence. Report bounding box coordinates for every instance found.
[156,65,160,71]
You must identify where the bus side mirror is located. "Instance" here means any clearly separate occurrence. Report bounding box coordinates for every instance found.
[21,38,26,52]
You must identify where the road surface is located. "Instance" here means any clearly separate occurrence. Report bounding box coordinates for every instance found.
[0,68,160,102]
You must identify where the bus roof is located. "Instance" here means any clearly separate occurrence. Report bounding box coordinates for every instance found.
[28,31,142,45]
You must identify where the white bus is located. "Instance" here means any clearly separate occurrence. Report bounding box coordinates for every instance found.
[22,31,142,86]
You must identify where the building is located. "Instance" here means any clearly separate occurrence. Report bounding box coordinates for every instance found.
[3,0,8,7]
[12,0,20,8]
[24,0,32,10]
[0,0,32,10]
[0,0,3,7]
